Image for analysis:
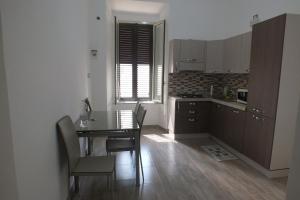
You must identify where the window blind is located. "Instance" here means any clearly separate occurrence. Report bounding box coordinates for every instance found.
[117,23,153,101]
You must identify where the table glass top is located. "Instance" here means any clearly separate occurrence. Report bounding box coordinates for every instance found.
[75,110,140,132]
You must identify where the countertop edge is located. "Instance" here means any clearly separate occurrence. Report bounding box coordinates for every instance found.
[169,97,247,111]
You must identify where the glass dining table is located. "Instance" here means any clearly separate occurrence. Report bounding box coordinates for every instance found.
[74,110,141,186]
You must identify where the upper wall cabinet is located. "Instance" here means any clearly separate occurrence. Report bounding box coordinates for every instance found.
[206,40,224,73]
[224,35,241,73]
[223,32,252,74]
[240,32,252,73]
[169,39,206,73]
[169,33,251,74]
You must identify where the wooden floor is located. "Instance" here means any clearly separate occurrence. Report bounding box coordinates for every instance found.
[73,127,288,200]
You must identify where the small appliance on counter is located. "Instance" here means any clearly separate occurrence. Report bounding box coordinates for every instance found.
[237,89,248,104]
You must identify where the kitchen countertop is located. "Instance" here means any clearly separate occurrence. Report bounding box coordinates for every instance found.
[169,96,247,111]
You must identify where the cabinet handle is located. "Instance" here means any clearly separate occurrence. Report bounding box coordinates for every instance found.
[253,116,265,122]
[189,102,196,106]
[177,103,180,111]
[189,110,196,114]
[188,118,196,122]
[232,110,239,114]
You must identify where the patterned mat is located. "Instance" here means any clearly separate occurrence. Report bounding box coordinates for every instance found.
[201,144,238,161]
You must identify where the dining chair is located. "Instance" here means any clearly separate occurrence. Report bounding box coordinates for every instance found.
[57,116,116,194]
[105,106,147,182]
[108,102,141,140]
[134,101,141,115]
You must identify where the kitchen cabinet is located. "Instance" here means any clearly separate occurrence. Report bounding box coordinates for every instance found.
[170,33,251,74]
[244,14,292,170]
[224,35,241,73]
[173,101,211,134]
[223,107,246,152]
[240,32,252,73]
[210,103,225,140]
[206,40,224,73]
[169,39,181,73]
[179,40,206,62]
[243,112,275,168]
[223,32,252,74]
[247,15,285,118]
[210,103,246,153]
[169,39,206,73]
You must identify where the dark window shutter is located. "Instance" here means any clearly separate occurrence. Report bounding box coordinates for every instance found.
[117,23,153,101]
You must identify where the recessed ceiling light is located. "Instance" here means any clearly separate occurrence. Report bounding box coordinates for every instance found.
[141,21,148,24]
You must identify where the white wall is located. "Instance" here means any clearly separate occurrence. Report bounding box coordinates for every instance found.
[167,0,300,41]
[0,0,89,199]
[0,13,18,200]
[270,14,300,170]
[88,0,108,111]
[287,100,300,199]
[229,0,300,35]
[106,0,115,111]
[113,10,161,23]
[167,0,241,41]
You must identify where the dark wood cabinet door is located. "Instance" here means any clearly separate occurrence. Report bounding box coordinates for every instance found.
[210,103,225,140]
[243,112,275,168]
[223,108,246,153]
[175,101,211,134]
[248,14,285,117]
[197,102,211,132]
[248,20,267,113]
[260,14,286,118]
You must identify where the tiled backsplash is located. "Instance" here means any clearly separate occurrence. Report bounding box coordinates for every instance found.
[168,72,249,98]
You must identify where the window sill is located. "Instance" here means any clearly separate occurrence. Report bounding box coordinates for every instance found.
[116,100,163,105]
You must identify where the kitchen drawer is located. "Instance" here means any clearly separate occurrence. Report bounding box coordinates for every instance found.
[175,101,211,134]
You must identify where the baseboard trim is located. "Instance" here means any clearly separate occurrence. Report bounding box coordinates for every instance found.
[173,133,210,139]
[210,136,289,178]
[143,125,168,132]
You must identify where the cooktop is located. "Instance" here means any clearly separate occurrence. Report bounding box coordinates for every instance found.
[177,94,204,98]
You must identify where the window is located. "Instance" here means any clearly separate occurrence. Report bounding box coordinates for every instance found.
[115,21,165,103]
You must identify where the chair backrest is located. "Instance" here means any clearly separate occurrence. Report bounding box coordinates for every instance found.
[84,98,92,112]
[134,102,141,115]
[136,106,147,128]
[57,116,80,171]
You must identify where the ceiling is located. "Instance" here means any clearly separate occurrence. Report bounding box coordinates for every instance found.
[111,0,166,15]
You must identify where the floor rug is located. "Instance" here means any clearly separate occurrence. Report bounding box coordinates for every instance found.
[201,144,238,161]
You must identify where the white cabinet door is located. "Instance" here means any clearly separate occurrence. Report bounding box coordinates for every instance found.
[224,35,242,73]
[169,39,206,72]
[169,39,181,73]
[240,32,252,73]
[206,40,224,73]
[179,40,206,62]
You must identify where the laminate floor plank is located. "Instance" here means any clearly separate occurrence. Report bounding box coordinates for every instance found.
[73,127,287,200]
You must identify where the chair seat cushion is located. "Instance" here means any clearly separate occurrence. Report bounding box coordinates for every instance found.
[106,139,135,152]
[72,156,115,176]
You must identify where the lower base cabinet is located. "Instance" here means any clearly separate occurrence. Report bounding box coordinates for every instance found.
[223,107,246,152]
[210,103,246,153]
[170,99,277,170]
[174,101,211,134]
[243,112,275,168]
[210,103,225,140]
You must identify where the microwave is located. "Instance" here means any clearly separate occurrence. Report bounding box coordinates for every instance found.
[237,89,248,104]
